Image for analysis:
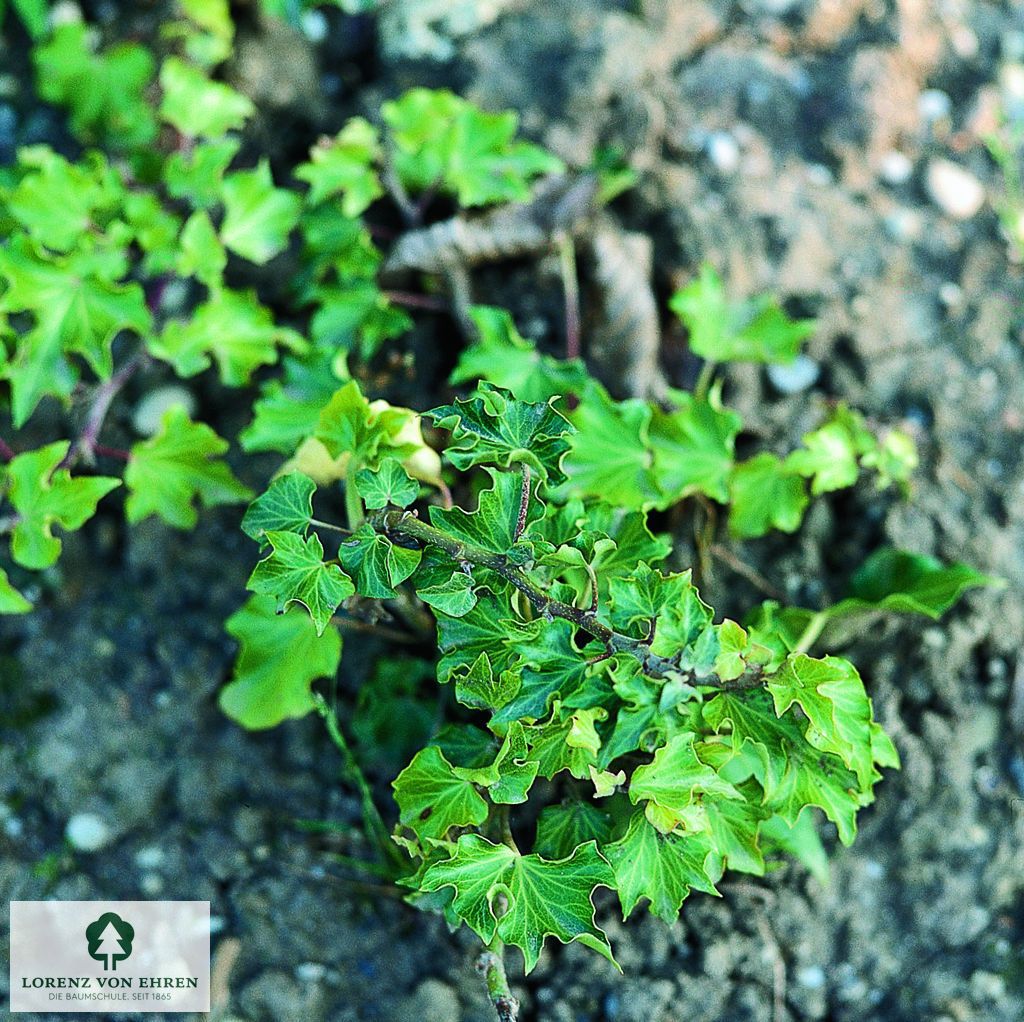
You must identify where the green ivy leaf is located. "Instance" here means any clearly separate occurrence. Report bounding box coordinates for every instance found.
[125,407,252,529]
[220,594,341,729]
[534,801,614,860]
[455,652,520,712]
[563,381,660,509]
[338,523,421,598]
[163,138,241,208]
[648,391,742,504]
[828,547,1000,622]
[0,566,31,614]
[603,811,720,923]
[159,57,254,138]
[295,118,384,215]
[669,264,815,364]
[628,732,743,831]
[393,746,489,846]
[430,467,536,557]
[429,385,574,484]
[34,24,157,149]
[220,160,301,264]
[355,459,418,509]
[241,472,316,541]
[177,210,226,288]
[418,834,616,972]
[450,306,589,403]
[248,530,354,635]
[766,654,874,787]
[5,441,120,569]
[728,453,809,539]
[152,288,306,385]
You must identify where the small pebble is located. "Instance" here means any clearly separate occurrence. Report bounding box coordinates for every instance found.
[767,355,820,394]
[806,163,833,186]
[140,872,163,896]
[938,282,964,307]
[879,150,914,185]
[864,859,885,880]
[918,88,952,122]
[706,132,741,174]
[135,845,166,870]
[301,9,329,43]
[925,159,986,220]
[65,812,112,852]
[970,970,1006,1001]
[296,962,327,983]
[131,386,197,437]
[797,965,827,990]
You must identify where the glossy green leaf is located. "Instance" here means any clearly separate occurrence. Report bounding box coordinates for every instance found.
[669,264,814,364]
[5,442,120,570]
[418,834,616,972]
[393,746,488,846]
[125,407,252,529]
[248,530,354,634]
[0,566,31,614]
[337,524,421,598]
[242,472,316,541]
[355,460,418,509]
[295,118,383,215]
[177,210,226,288]
[603,811,720,923]
[728,453,809,539]
[220,594,341,729]
[429,385,574,484]
[220,160,301,264]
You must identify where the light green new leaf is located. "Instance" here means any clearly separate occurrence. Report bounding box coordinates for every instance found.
[163,138,241,208]
[766,654,874,786]
[603,811,720,923]
[628,732,743,830]
[220,594,341,729]
[5,442,120,570]
[220,160,301,264]
[669,264,815,364]
[429,385,575,485]
[393,746,489,846]
[450,305,589,403]
[159,57,254,138]
[125,407,252,529]
[648,391,742,504]
[563,380,660,509]
[728,453,809,539]
[355,460,418,509]
[785,407,875,496]
[153,288,306,385]
[419,834,616,972]
[455,652,520,712]
[242,472,316,541]
[177,210,226,288]
[295,118,384,215]
[337,524,421,598]
[860,430,918,488]
[0,566,31,613]
[248,530,354,635]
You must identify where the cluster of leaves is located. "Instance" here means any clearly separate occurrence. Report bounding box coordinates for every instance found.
[0,5,562,612]
[234,380,993,970]
[0,1,997,985]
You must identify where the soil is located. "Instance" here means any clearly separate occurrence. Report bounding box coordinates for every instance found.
[2,1,1024,1021]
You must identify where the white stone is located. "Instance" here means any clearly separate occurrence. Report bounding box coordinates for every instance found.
[131,386,197,437]
[797,965,827,990]
[301,10,329,43]
[767,355,820,394]
[134,845,166,870]
[925,160,986,220]
[879,150,913,185]
[65,812,112,852]
[918,89,952,122]
[707,132,741,174]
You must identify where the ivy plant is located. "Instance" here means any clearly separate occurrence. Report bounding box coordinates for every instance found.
[0,4,1000,1017]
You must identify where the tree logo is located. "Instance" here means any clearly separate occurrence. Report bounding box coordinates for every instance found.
[85,912,135,971]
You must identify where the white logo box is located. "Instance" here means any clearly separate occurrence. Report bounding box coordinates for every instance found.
[9,901,210,1013]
